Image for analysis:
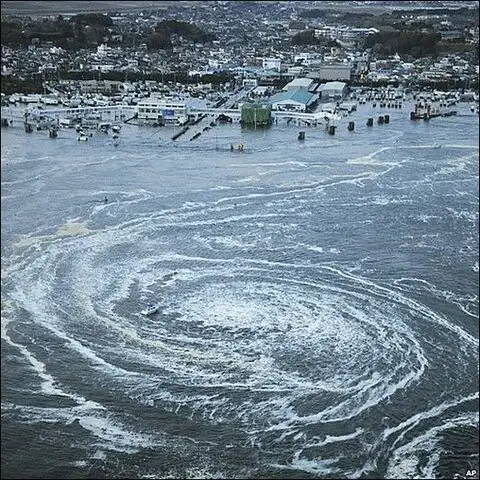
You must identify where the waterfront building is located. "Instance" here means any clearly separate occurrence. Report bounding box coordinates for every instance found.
[317,81,348,100]
[137,97,188,125]
[268,89,317,112]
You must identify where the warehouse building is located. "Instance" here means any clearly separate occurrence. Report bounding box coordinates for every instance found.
[268,88,318,112]
[317,81,348,100]
[282,77,316,92]
[318,64,352,81]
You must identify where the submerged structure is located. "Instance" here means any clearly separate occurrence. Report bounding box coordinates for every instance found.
[240,102,272,127]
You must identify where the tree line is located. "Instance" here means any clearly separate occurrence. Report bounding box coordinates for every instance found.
[0,70,235,96]
[145,20,216,50]
[1,14,215,51]
[363,31,441,58]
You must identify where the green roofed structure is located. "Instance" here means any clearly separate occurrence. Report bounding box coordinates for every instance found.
[240,102,272,127]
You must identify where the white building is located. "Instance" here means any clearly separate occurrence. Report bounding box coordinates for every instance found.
[137,97,188,125]
[262,58,281,72]
[282,77,315,92]
[318,81,347,100]
[208,59,224,69]
[315,26,378,41]
[314,26,338,39]
[97,43,112,57]
[294,52,320,66]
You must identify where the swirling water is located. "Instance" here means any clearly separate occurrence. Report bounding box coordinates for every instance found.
[1,103,479,479]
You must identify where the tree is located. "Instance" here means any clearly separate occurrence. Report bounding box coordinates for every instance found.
[146,31,171,50]
[291,30,320,46]
[69,14,113,27]
[0,21,28,46]
[363,30,440,58]
[153,20,216,44]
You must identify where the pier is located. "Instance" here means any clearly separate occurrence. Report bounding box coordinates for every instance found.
[2,103,341,131]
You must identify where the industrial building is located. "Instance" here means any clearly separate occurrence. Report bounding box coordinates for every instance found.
[317,81,348,100]
[282,77,316,92]
[318,64,352,81]
[268,88,317,112]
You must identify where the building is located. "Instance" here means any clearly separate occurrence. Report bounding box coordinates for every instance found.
[262,58,281,72]
[241,102,272,127]
[294,53,321,67]
[282,77,316,92]
[314,26,378,41]
[243,78,258,88]
[137,97,188,125]
[317,81,347,100]
[79,80,123,94]
[318,64,352,81]
[287,66,305,77]
[268,88,317,112]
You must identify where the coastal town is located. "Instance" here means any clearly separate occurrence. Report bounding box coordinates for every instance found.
[1,0,479,131]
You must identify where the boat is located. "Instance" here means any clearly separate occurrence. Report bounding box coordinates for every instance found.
[410,103,442,120]
[141,303,159,316]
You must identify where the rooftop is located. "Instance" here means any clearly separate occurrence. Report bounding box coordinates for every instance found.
[269,88,316,105]
[318,81,347,90]
[283,77,314,89]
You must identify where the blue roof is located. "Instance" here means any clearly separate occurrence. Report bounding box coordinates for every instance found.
[268,88,315,106]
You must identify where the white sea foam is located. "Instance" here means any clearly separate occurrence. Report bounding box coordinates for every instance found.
[5,402,160,453]
[2,119,478,477]
[385,412,479,479]
[271,454,341,476]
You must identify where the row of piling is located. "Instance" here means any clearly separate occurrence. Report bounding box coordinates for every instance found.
[298,114,391,139]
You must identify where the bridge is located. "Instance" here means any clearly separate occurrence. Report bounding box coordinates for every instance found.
[189,107,341,124]
[25,105,137,117]
[1,104,138,127]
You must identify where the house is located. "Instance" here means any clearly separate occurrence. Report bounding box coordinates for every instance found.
[268,88,317,112]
